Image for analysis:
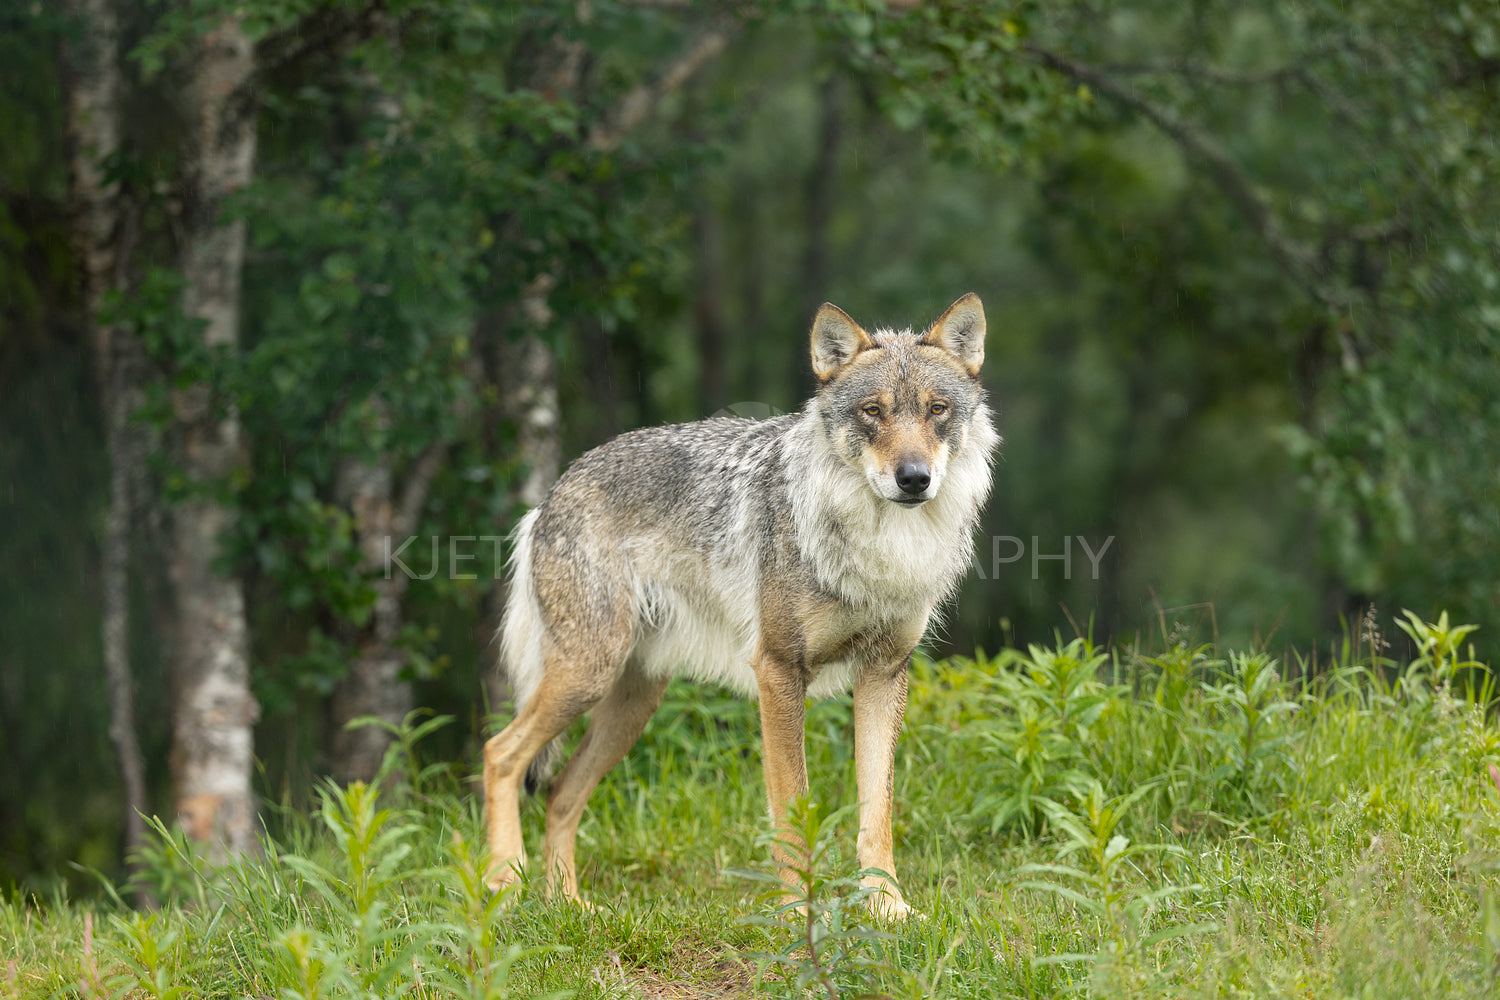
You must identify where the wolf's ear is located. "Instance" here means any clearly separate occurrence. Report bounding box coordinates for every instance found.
[922,292,986,376]
[810,302,875,381]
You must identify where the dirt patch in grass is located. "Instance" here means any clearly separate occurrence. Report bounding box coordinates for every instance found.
[593,948,760,999]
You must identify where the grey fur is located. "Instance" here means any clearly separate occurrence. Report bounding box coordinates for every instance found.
[486,294,999,914]
[503,314,998,787]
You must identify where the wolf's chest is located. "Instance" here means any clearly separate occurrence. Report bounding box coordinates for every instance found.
[631,569,926,701]
[797,505,971,619]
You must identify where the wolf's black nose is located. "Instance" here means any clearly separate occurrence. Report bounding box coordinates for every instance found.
[895,461,931,496]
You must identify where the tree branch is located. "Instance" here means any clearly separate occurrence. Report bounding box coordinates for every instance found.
[1098,59,1306,88]
[392,439,447,542]
[1023,42,1342,308]
[587,28,730,151]
[1099,39,1354,88]
[253,2,386,80]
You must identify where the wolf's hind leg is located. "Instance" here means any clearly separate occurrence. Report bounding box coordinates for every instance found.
[485,514,638,895]
[543,659,668,904]
[483,678,582,893]
[484,648,629,893]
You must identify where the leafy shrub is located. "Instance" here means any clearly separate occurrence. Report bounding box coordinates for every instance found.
[962,638,1118,835]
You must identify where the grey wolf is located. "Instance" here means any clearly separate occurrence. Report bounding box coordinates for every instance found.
[483,293,999,919]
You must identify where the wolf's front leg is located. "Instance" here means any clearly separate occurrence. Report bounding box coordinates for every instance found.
[753,652,811,907]
[853,657,914,921]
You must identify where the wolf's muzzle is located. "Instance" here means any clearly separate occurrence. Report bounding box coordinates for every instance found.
[895,460,931,497]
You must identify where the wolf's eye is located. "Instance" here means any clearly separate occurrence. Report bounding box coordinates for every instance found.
[930,401,949,416]
[862,403,882,418]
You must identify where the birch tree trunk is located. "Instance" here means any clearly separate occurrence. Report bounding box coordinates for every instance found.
[327,434,412,785]
[169,15,260,859]
[481,306,561,717]
[325,391,451,785]
[322,77,415,785]
[63,0,151,894]
[480,20,728,715]
[506,343,561,509]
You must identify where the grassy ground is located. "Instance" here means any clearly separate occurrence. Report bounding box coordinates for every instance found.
[4,612,1500,998]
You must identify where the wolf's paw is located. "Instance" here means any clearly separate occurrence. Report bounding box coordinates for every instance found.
[485,858,525,902]
[483,883,523,915]
[866,892,922,923]
[543,887,598,913]
[859,874,919,922]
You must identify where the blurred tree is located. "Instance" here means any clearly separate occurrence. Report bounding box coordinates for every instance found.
[1009,0,1500,634]
[4,0,1499,891]
[229,0,737,783]
[62,0,150,895]
[163,7,262,862]
[823,0,1500,642]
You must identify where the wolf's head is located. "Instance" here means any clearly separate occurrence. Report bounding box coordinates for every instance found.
[809,293,990,507]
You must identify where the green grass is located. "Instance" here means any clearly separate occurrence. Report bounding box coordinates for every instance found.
[5,613,1500,998]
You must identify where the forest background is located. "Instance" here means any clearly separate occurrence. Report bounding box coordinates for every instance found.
[1,0,1497,892]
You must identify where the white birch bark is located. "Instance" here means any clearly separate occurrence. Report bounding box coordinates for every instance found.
[327,399,419,785]
[168,14,260,859]
[63,0,151,889]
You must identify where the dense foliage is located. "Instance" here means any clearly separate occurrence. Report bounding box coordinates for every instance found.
[5,622,1498,997]
[1,0,1498,900]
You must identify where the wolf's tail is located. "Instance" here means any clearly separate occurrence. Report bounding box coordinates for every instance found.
[497,507,563,794]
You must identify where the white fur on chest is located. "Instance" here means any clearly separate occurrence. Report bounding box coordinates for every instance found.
[630,587,899,701]
[629,407,995,700]
[787,410,994,618]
